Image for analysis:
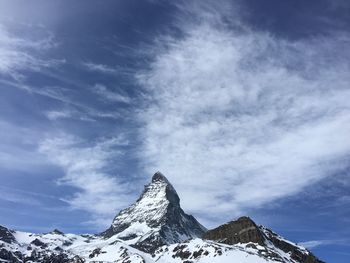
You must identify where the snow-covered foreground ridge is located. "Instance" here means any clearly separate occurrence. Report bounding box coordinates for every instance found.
[0,172,324,263]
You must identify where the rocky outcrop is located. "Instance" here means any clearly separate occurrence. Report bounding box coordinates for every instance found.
[203,216,265,245]
[0,248,22,263]
[0,226,16,244]
[203,217,324,263]
[261,227,325,263]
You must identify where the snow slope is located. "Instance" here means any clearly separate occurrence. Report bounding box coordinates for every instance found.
[0,229,310,263]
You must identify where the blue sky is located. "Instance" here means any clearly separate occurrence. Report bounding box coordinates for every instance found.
[0,0,350,262]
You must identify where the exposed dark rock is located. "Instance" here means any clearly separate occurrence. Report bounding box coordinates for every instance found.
[54,246,63,252]
[23,251,85,263]
[118,247,145,263]
[170,244,200,261]
[203,216,265,245]
[262,227,325,263]
[51,229,64,235]
[89,247,102,258]
[31,238,48,248]
[131,234,165,253]
[204,217,325,263]
[192,249,204,259]
[42,253,70,263]
[70,255,86,263]
[0,225,16,244]
[62,240,73,246]
[38,253,84,263]
[0,248,22,262]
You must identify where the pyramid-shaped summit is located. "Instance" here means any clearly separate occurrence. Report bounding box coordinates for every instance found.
[152,171,170,183]
[102,172,206,252]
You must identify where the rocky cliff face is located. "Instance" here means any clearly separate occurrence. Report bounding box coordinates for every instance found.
[203,216,324,263]
[102,172,206,252]
[0,172,325,263]
[260,226,324,263]
[203,216,265,245]
[0,226,16,244]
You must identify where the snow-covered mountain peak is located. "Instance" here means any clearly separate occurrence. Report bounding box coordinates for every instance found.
[151,171,169,183]
[137,171,179,207]
[102,172,206,252]
[108,172,179,230]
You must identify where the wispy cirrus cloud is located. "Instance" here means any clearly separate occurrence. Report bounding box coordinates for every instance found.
[93,84,131,104]
[1,79,121,121]
[38,134,133,228]
[0,24,63,81]
[44,109,96,122]
[137,1,350,224]
[83,61,135,77]
[45,110,73,121]
[300,239,350,249]
[83,62,117,74]
[0,190,43,206]
[0,120,49,172]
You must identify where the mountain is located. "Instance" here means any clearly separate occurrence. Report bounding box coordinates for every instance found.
[203,216,323,263]
[0,172,324,263]
[102,172,207,252]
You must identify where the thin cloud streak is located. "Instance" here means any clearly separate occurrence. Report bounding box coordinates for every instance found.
[300,239,350,249]
[0,120,51,172]
[83,62,117,74]
[1,79,121,121]
[93,84,131,104]
[83,61,137,77]
[45,110,73,121]
[0,23,63,81]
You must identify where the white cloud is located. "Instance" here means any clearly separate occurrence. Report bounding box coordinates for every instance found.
[299,240,325,249]
[93,84,131,103]
[83,62,135,77]
[38,134,132,229]
[45,110,73,120]
[44,109,96,122]
[0,191,42,206]
[137,3,350,224]
[83,62,117,74]
[300,239,349,249]
[0,120,49,172]
[1,80,121,121]
[0,24,63,80]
